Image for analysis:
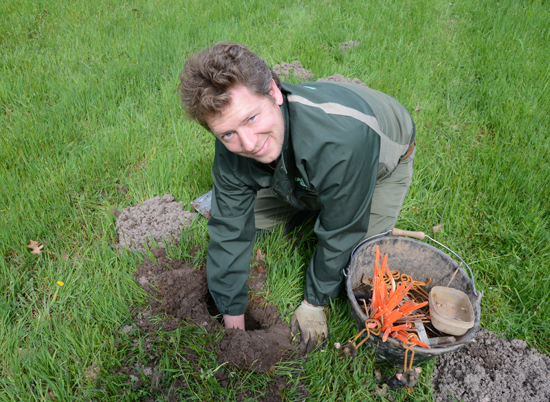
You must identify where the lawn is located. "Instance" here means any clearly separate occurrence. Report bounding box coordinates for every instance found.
[1,0,549,400]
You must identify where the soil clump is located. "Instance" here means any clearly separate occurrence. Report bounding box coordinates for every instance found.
[272,60,368,87]
[115,194,196,252]
[216,307,295,373]
[432,329,550,402]
[273,61,314,82]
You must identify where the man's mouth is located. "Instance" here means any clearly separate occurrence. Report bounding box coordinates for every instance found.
[253,137,270,157]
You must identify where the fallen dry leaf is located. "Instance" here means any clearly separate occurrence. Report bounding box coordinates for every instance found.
[432,223,444,233]
[255,249,266,261]
[27,240,44,255]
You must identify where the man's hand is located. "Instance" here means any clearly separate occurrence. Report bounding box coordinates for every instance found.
[224,314,245,330]
[290,301,329,353]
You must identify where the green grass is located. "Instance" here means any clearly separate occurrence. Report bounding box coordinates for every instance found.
[1,0,549,400]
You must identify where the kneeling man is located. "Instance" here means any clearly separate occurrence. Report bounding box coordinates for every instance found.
[178,42,416,353]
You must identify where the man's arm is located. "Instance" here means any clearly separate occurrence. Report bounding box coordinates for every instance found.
[207,180,257,317]
[303,127,381,307]
[206,143,261,321]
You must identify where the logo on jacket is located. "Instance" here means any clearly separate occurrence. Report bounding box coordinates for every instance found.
[295,177,313,191]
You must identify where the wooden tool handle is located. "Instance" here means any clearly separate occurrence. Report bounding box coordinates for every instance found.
[392,228,426,240]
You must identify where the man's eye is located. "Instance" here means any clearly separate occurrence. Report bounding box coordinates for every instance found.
[222,132,233,140]
[249,115,256,122]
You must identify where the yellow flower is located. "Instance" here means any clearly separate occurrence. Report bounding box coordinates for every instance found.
[57,281,64,287]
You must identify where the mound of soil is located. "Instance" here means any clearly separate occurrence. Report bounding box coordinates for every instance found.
[115,194,196,252]
[272,59,367,87]
[432,330,550,402]
[273,61,314,82]
[216,306,295,373]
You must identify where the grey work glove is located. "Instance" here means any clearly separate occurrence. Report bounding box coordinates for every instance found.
[290,302,329,353]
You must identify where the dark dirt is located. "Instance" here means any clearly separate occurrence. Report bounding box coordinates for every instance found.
[432,329,550,402]
[112,307,198,402]
[112,196,304,400]
[216,309,295,373]
[133,247,215,329]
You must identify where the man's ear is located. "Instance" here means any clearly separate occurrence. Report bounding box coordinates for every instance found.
[270,79,284,106]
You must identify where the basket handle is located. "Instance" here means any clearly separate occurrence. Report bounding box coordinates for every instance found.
[391,228,425,240]
[393,228,481,297]
[347,228,482,298]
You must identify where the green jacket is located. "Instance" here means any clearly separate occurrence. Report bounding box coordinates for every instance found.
[206,81,415,315]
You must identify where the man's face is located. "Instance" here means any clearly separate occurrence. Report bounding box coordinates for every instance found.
[206,80,285,164]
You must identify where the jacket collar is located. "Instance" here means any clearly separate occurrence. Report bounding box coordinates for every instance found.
[277,86,293,174]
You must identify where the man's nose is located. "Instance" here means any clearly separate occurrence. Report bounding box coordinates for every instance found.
[240,129,256,152]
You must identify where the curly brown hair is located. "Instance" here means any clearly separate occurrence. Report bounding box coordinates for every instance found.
[178,42,281,128]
